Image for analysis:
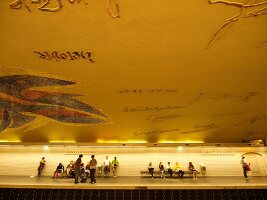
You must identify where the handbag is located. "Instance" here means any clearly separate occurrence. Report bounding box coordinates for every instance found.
[246,164,250,171]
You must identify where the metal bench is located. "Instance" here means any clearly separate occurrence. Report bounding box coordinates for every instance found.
[140,170,200,178]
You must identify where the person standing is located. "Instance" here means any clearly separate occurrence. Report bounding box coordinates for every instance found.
[74,154,83,183]
[89,155,97,184]
[103,156,111,177]
[111,157,119,178]
[240,156,248,178]
[37,157,46,177]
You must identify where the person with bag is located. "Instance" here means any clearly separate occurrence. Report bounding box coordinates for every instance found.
[240,156,248,178]
[111,157,119,178]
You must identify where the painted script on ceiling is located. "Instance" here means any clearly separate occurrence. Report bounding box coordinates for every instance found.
[33,51,95,63]
[133,128,180,137]
[119,89,179,94]
[65,150,97,155]
[9,0,120,18]
[208,0,267,48]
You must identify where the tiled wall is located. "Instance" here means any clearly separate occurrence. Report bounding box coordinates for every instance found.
[0,146,266,177]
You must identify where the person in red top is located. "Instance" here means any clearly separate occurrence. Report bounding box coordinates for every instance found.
[74,154,83,183]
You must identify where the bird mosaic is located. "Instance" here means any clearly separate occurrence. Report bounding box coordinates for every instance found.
[0,75,109,132]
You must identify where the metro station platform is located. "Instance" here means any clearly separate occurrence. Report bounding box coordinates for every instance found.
[0,176,266,190]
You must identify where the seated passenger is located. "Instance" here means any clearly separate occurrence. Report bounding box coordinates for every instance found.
[159,162,165,179]
[148,162,154,179]
[69,166,75,178]
[166,162,173,178]
[80,163,85,177]
[85,162,90,177]
[80,163,88,183]
[52,163,64,178]
[66,161,74,176]
[173,162,184,178]
[188,162,198,179]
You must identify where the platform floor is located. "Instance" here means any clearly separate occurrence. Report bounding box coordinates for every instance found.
[0,176,267,190]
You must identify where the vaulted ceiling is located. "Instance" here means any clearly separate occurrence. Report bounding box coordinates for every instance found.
[0,0,267,143]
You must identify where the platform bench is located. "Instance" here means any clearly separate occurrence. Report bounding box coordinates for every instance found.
[140,170,200,178]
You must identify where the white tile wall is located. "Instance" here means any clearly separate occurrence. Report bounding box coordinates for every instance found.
[0,146,266,177]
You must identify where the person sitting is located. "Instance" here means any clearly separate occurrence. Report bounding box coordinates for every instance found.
[173,162,184,178]
[80,163,85,177]
[80,163,87,183]
[85,162,90,177]
[52,163,64,178]
[148,162,154,179]
[66,160,74,176]
[188,162,198,179]
[69,166,76,178]
[159,162,165,179]
[166,162,173,178]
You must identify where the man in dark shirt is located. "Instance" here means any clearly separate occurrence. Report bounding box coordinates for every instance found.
[74,154,83,183]
[37,157,46,177]
[89,155,97,184]
[52,163,64,178]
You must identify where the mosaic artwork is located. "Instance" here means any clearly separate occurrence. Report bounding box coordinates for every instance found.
[0,75,109,132]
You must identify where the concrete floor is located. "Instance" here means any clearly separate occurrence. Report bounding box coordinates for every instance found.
[0,176,267,190]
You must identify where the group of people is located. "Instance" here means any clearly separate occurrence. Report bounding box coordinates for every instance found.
[37,155,120,184]
[37,156,251,182]
[148,161,198,179]
[73,155,119,184]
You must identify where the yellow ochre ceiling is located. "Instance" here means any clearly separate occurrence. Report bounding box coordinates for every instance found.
[0,0,267,143]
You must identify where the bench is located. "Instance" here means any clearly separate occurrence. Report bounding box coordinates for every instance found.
[140,170,200,178]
